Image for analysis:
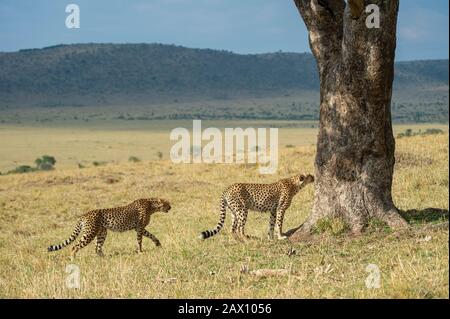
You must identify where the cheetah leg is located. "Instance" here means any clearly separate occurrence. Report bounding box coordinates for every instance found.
[95,227,107,257]
[71,225,98,259]
[227,205,240,237]
[142,229,161,247]
[275,208,288,240]
[237,209,249,239]
[268,210,276,240]
[136,228,144,253]
[230,211,238,234]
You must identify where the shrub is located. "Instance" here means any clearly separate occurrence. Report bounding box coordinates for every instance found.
[93,161,107,166]
[397,128,445,139]
[8,155,57,174]
[38,162,54,171]
[405,129,413,137]
[8,165,36,174]
[42,155,56,165]
[128,156,141,163]
[423,128,444,135]
[156,152,163,160]
[35,155,56,170]
[35,155,56,166]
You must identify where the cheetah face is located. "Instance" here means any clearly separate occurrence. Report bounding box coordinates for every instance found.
[157,199,172,213]
[299,174,314,188]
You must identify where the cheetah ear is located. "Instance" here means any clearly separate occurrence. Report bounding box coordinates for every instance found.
[299,174,305,182]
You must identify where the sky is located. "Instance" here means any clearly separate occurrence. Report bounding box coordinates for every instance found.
[0,0,448,61]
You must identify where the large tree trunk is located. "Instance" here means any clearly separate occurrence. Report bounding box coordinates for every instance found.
[290,0,408,241]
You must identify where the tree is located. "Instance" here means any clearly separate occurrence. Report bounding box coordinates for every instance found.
[289,0,408,241]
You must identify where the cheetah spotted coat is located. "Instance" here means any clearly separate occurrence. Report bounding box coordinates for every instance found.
[200,174,314,240]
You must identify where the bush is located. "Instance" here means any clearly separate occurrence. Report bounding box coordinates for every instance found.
[8,155,57,174]
[35,155,56,170]
[8,165,36,174]
[128,156,141,163]
[156,152,163,160]
[423,128,444,135]
[38,162,54,171]
[35,155,56,166]
[397,128,445,139]
[93,161,107,167]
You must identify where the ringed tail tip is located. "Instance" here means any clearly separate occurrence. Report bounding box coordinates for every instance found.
[199,231,211,240]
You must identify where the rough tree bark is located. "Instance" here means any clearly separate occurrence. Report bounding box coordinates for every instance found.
[290,0,408,241]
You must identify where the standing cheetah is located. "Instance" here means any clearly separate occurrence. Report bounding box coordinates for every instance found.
[47,198,171,258]
[199,174,314,240]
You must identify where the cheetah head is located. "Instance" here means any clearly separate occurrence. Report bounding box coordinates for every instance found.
[297,173,314,189]
[154,198,172,213]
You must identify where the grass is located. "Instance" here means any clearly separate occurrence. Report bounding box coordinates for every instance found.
[0,120,447,173]
[0,122,448,298]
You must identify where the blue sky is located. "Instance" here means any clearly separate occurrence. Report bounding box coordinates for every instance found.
[0,0,448,60]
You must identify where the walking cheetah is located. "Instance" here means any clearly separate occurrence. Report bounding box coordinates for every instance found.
[199,174,314,240]
[47,198,171,258]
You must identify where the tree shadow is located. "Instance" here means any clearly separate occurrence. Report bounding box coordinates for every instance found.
[400,208,449,225]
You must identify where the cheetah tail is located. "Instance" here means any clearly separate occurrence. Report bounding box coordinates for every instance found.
[47,220,83,252]
[199,196,227,240]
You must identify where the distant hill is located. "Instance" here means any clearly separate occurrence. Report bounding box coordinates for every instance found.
[0,43,318,107]
[0,43,448,122]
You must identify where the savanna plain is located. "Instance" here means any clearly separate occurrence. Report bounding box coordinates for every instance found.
[0,120,448,298]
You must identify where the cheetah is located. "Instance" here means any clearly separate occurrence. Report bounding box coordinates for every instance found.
[199,174,314,240]
[47,198,171,258]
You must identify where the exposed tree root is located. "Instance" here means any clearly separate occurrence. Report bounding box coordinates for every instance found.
[287,215,448,243]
